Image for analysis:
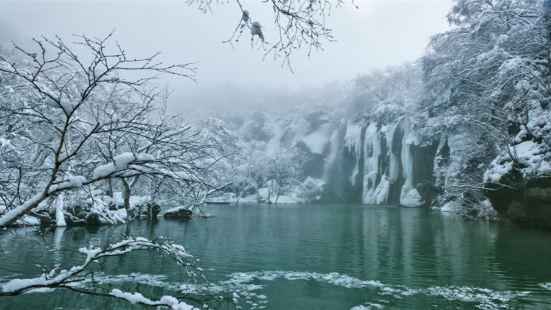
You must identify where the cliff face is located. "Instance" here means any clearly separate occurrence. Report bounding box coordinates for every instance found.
[235,108,551,227]
[321,118,438,206]
[238,111,440,207]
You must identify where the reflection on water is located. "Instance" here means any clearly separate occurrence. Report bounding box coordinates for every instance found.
[1,204,551,309]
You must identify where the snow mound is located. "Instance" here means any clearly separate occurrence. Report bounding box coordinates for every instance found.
[439,201,461,213]
[400,184,423,207]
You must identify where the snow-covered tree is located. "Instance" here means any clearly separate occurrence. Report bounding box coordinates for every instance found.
[420,0,551,213]
[347,64,423,122]
[0,33,208,227]
[259,148,303,204]
[215,0,346,67]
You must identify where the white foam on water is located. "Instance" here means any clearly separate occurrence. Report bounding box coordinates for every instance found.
[74,272,268,309]
[225,270,532,310]
[9,271,542,310]
[350,302,385,309]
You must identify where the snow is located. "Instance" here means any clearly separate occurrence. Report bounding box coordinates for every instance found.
[362,123,384,204]
[484,157,513,183]
[159,295,195,310]
[102,192,149,209]
[301,130,329,155]
[256,187,304,204]
[86,195,128,225]
[93,152,155,179]
[400,184,423,207]
[372,178,390,204]
[0,204,42,226]
[110,289,194,309]
[484,140,551,183]
[15,215,41,226]
[498,57,523,77]
[55,193,66,227]
[387,122,402,183]
[400,130,423,207]
[205,193,236,204]
[439,201,461,213]
[0,238,197,309]
[228,270,383,289]
[60,268,535,310]
[79,246,102,263]
[0,136,11,148]
[165,205,192,214]
[77,271,266,309]
[0,193,44,227]
[1,277,50,293]
[110,289,152,304]
[48,175,86,193]
[226,270,529,310]
[350,303,384,310]
[345,122,364,187]
[272,195,303,204]
[344,122,363,156]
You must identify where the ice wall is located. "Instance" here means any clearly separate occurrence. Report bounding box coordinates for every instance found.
[237,111,438,206]
[324,118,437,206]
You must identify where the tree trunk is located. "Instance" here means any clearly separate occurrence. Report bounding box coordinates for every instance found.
[122,179,131,210]
[235,189,241,205]
[0,193,47,227]
[107,178,114,198]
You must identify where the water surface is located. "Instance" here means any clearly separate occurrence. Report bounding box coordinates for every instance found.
[1,204,551,309]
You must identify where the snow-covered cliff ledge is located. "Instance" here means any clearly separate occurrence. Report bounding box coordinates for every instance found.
[484,138,551,229]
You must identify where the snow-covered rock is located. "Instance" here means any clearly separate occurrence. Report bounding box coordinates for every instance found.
[484,137,551,229]
[164,206,193,220]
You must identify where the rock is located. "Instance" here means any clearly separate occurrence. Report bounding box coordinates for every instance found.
[65,216,86,226]
[485,168,551,229]
[32,211,53,226]
[108,202,124,210]
[133,202,162,218]
[147,202,161,218]
[85,213,102,226]
[163,206,193,220]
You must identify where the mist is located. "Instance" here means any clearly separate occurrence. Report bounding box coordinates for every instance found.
[0,0,451,113]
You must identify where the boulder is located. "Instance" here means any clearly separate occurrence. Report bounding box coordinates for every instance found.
[485,168,551,229]
[163,206,193,220]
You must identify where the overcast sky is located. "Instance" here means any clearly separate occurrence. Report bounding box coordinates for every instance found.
[0,0,452,111]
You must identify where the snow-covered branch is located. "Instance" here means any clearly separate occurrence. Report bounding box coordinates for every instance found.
[0,237,198,309]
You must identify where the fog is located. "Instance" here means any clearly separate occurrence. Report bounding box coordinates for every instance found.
[0,0,452,113]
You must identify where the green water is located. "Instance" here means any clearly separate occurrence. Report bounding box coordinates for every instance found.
[1,204,551,309]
